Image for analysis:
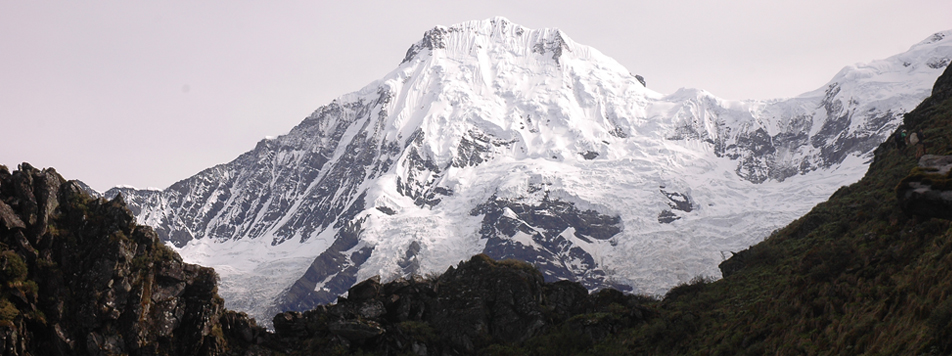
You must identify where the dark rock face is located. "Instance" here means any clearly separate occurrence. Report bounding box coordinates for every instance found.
[105,89,396,248]
[635,74,646,87]
[0,163,251,356]
[658,210,680,224]
[580,151,599,160]
[274,219,372,314]
[531,29,570,64]
[664,191,692,212]
[897,155,952,220]
[718,248,752,278]
[402,26,448,63]
[658,188,693,224]
[430,256,547,350]
[471,193,626,291]
[453,128,516,168]
[396,130,453,208]
[266,254,650,355]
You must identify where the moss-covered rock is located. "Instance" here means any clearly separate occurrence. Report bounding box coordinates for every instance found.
[897,155,952,219]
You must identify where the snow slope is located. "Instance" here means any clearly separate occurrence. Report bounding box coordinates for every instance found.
[106,19,952,325]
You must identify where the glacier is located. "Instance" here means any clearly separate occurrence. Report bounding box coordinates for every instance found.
[105,18,952,325]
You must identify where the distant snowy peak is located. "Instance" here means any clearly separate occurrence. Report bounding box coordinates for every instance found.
[810,30,952,99]
[335,17,661,189]
[664,30,951,182]
[908,30,951,66]
[400,17,650,91]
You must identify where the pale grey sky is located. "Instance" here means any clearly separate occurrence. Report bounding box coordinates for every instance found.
[2,1,950,191]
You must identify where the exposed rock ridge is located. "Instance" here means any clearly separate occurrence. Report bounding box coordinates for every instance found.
[0,163,264,356]
[266,254,650,355]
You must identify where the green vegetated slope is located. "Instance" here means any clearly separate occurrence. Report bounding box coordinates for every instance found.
[600,65,952,355]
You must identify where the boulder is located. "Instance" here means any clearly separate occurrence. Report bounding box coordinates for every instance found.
[272,311,308,338]
[346,275,381,302]
[897,155,952,220]
[328,320,385,341]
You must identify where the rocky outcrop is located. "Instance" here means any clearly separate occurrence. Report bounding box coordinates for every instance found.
[472,194,625,291]
[0,163,258,356]
[896,66,952,220]
[268,254,650,355]
[897,155,952,219]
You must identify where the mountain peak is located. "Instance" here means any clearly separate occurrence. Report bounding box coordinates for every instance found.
[916,30,951,47]
[401,17,581,66]
[106,20,952,326]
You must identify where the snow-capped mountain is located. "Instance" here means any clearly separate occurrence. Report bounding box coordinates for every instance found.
[106,18,952,324]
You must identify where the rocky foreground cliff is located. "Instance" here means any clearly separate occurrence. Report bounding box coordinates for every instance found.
[0,163,246,355]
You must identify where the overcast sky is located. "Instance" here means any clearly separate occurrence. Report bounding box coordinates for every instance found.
[2,1,951,192]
